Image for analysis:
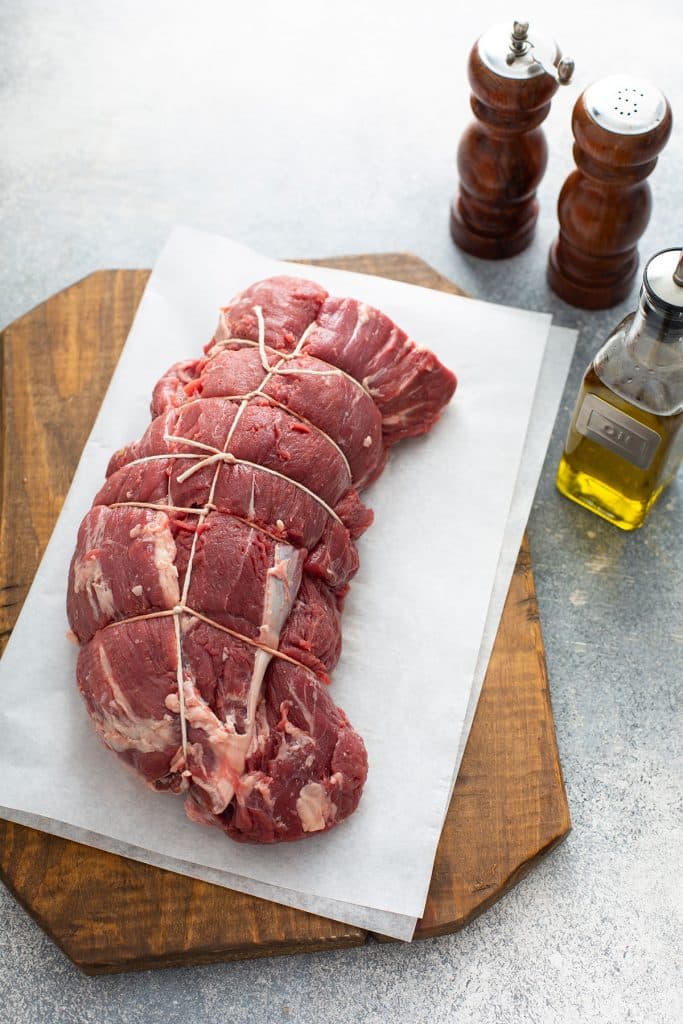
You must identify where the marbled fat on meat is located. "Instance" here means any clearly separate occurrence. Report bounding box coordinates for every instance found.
[68,276,456,843]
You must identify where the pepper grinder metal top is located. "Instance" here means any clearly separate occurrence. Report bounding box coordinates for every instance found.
[547,75,673,309]
[450,20,574,260]
[479,20,574,83]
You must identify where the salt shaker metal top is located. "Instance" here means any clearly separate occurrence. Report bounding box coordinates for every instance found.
[548,75,673,309]
[450,20,574,260]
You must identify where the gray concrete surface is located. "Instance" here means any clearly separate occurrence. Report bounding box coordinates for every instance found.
[1,1,681,1021]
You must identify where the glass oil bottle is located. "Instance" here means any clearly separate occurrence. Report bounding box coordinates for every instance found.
[557,248,683,530]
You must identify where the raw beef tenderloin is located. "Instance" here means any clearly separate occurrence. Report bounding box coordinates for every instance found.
[68,276,456,843]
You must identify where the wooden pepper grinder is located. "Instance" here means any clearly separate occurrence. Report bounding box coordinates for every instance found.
[450,21,574,259]
[548,76,673,308]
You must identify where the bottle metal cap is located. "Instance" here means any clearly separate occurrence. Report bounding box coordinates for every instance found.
[644,248,683,316]
[584,75,668,136]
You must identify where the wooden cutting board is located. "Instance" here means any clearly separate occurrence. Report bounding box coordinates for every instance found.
[0,253,571,974]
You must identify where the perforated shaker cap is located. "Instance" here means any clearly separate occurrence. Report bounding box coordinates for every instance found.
[584,75,668,135]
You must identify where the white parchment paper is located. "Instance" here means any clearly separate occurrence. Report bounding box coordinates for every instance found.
[0,228,570,941]
[450,325,577,795]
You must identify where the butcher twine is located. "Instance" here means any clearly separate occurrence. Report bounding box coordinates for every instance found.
[101,306,369,768]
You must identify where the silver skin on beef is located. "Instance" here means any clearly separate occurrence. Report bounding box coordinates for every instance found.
[68,276,457,843]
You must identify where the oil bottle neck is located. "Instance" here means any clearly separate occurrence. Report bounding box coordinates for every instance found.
[594,288,683,414]
[623,290,683,360]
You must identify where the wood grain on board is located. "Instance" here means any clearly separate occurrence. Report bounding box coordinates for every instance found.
[0,254,570,973]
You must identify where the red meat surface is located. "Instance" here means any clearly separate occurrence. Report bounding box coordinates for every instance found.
[68,275,456,843]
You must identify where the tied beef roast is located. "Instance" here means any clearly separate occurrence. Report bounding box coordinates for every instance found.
[67,276,457,843]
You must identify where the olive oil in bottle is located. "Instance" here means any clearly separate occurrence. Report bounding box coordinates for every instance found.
[557,248,683,530]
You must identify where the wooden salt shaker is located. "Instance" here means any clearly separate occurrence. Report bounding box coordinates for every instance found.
[548,76,673,308]
[450,21,574,260]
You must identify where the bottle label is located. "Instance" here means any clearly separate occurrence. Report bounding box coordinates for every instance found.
[576,394,660,470]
